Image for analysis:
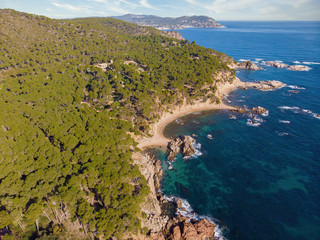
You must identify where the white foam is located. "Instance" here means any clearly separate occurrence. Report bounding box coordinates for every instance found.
[313,113,320,119]
[246,119,261,127]
[279,120,290,124]
[184,141,203,160]
[293,61,301,64]
[302,61,320,65]
[278,132,289,136]
[253,115,264,122]
[278,106,300,110]
[255,58,263,61]
[302,109,312,114]
[261,110,269,117]
[224,96,231,103]
[239,59,250,62]
[287,85,306,90]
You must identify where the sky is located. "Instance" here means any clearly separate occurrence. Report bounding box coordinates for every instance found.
[1,0,320,20]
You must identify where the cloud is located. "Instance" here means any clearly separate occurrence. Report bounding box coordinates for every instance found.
[51,2,86,11]
[139,0,158,10]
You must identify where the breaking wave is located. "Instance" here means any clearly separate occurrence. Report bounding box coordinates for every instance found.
[287,85,306,90]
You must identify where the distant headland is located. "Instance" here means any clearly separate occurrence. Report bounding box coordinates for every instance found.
[112,14,226,30]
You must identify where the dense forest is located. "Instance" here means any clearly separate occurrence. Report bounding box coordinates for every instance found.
[0,9,235,239]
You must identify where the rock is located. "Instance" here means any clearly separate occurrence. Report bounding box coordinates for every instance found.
[167,135,196,161]
[166,31,185,40]
[171,225,182,240]
[207,134,213,140]
[181,135,196,157]
[192,218,215,239]
[287,65,311,71]
[249,80,286,91]
[228,61,262,70]
[237,61,262,70]
[251,106,267,115]
[263,61,288,68]
[181,220,199,240]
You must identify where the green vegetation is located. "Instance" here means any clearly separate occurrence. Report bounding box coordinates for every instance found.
[0,9,235,239]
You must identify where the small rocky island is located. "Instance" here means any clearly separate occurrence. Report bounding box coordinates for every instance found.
[263,61,311,71]
[113,14,225,29]
[167,135,196,161]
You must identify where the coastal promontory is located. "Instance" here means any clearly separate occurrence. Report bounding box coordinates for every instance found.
[113,14,225,29]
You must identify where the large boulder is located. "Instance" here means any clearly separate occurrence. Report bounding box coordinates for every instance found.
[167,135,196,161]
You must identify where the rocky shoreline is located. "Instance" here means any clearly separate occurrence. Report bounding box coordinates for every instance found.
[133,151,218,240]
[133,73,286,239]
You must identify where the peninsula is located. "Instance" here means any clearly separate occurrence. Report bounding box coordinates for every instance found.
[113,14,225,29]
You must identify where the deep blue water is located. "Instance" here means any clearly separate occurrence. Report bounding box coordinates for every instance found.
[158,22,320,240]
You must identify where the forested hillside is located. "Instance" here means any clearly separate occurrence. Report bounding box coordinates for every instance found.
[0,9,234,239]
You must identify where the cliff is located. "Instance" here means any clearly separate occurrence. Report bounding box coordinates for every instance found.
[113,14,225,29]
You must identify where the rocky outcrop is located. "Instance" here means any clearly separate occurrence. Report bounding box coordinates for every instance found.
[263,61,311,71]
[228,61,262,70]
[165,215,215,240]
[263,61,288,68]
[241,80,286,91]
[251,106,268,115]
[167,135,196,161]
[287,65,311,71]
[166,31,185,40]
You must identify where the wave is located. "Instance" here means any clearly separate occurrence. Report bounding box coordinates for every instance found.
[278,106,300,110]
[184,141,203,160]
[278,106,320,119]
[302,61,320,65]
[261,110,269,117]
[255,58,263,61]
[287,85,306,90]
[246,119,261,127]
[224,96,231,103]
[293,61,301,64]
[238,59,250,62]
[163,195,227,240]
[279,120,290,124]
[277,132,289,136]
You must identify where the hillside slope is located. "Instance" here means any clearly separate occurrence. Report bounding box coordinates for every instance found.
[0,9,234,239]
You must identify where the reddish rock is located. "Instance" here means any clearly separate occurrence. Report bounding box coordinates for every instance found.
[181,220,198,240]
[193,218,215,239]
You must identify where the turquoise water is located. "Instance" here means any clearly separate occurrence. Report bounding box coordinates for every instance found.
[158,22,320,240]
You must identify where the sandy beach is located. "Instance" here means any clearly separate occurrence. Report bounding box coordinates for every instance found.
[137,78,242,149]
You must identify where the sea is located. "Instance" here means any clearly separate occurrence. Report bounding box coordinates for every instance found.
[156,22,320,240]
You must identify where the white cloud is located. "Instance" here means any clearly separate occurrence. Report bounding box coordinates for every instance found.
[51,2,90,12]
[139,0,158,10]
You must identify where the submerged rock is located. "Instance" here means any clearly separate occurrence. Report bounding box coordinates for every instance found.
[167,135,196,162]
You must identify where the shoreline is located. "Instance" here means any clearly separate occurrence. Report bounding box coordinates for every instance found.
[137,77,242,149]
